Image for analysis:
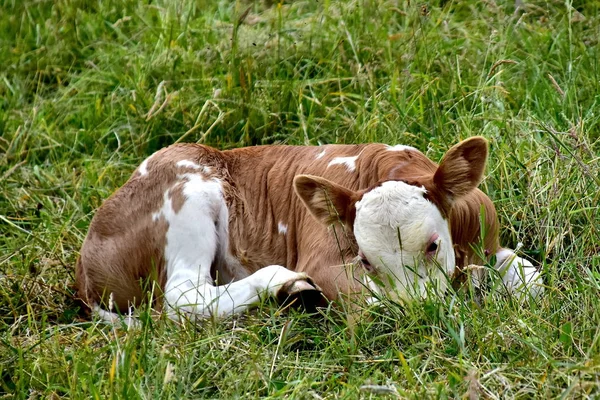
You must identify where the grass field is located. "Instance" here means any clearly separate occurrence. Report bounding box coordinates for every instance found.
[1,0,600,398]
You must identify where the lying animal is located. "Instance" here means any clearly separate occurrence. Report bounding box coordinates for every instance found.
[75,137,542,321]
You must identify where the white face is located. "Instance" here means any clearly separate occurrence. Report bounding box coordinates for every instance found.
[353,180,455,300]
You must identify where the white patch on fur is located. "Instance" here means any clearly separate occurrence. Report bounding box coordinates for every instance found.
[278,222,288,235]
[138,155,153,176]
[151,173,212,222]
[386,144,418,152]
[176,159,201,169]
[354,180,454,300]
[152,189,173,222]
[316,150,326,159]
[176,160,212,174]
[328,155,358,172]
[161,175,223,279]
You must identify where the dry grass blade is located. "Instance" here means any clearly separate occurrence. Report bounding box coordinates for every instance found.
[488,59,518,77]
[547,73,565,98]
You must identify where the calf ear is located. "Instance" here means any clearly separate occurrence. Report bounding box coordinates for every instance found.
[433,136,488,203]
[294,175,358,226]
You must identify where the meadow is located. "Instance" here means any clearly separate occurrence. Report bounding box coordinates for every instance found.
[1,0,600,398]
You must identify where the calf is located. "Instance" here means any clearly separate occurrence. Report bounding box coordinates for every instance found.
[75,137,542,322]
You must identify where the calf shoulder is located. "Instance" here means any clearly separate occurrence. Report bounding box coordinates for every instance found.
[75,144,224,311]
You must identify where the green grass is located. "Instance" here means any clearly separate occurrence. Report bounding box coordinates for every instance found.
[1,0,600,397]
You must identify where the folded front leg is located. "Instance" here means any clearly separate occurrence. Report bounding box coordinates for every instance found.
[164,265,320,319]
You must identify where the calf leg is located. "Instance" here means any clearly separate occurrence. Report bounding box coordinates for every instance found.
[493,248,544,299]
[165,265,319,318]
[160,174,319,319]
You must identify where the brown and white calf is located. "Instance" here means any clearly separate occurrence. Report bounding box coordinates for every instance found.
[75,137,542,322]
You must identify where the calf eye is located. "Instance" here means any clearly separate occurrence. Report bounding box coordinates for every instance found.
[425,233,440,258]
[358,251,374,272]
[427,241,438,253]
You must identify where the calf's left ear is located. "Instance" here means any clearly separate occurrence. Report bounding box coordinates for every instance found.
[432,136,488,209]
[294,175,358,226]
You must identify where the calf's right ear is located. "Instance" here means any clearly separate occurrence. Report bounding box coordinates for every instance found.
[294,175,358,226]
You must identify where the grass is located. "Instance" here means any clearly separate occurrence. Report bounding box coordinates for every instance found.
[1,0,600,397]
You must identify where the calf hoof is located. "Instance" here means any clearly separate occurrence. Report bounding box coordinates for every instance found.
[276,276,327,312]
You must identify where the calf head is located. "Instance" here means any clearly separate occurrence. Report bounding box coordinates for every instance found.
[294,137,488,300]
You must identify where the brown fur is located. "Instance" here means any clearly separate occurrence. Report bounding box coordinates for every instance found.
[76,138,499,309]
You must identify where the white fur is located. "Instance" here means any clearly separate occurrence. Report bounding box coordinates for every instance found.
[93,304,138,328]
[354,181,454,300]
[176,160,212,174]
[386,144,418,152]
[278,222,288,235]
[152,188,173,222]
[157,173,315,318]
[316,150,326,159]
[138,155,152,176]
[494,249,544,299]
[328,156,358,172]
[176,159,201,169]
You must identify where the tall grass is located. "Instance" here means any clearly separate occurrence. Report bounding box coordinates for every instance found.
[1,0,599,398]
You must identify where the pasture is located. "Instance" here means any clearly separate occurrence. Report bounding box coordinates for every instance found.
[1,0,599,397]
